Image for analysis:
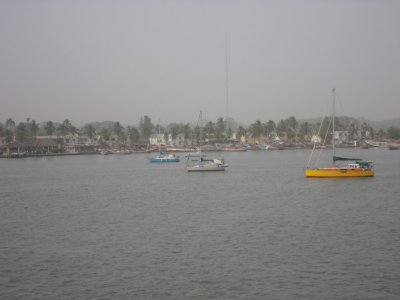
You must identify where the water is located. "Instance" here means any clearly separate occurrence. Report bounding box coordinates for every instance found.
[1,149,399,299]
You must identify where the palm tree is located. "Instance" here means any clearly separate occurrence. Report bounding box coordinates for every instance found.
[30,120,39,137]
[360,122,369,139]
[203,121,215,142]
[44,121,55,136]
[286,116,298,140]
[215,117,225,142]
[84,124,96,142]
[193,125,201,146]
[348,122,358,140]
[100,128,110,142]
[126,126,140,147]
[57,123,68,136]
[265,120,276,141]
[4,129,13,142]
[298,122,311,141]
[113,122,124,145]
[6,118,15,130]
[248,120,263,142]
[58,119,74,136]
[276,119,288,139]
[139,115,154,139]
[236,126,246,141]
[16,122,28,142]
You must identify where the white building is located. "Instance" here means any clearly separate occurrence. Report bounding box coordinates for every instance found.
[149,134,166,146]
[168,133,189,147]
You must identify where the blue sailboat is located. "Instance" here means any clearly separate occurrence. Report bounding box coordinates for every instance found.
[149,145,180,163]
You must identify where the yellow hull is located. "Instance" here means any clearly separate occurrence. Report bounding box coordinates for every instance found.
[305,168,374,178]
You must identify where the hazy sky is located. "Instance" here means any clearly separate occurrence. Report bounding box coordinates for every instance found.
[1,0,399,126]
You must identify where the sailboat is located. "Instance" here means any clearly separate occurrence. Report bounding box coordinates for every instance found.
[149,124,180,163]
[186,111,227,172]
[305,89,374,178]
[149,151,180,163]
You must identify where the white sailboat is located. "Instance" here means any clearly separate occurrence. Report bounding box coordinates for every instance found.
[186,111,226,172]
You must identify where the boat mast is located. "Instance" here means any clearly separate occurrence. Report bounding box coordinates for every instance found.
[225,32,229,121]
[199,110,203,151]
[332,88,336,162]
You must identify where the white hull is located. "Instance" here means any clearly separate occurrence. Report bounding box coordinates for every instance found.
[187,163,225,172]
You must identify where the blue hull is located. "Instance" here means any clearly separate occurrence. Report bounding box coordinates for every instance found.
[149,157,180,163]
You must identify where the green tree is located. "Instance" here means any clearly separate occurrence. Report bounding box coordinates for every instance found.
[4,129,13,142]
[215,117,225,142]
[154,124,164,135]
[203,121,215,141]
[29,120,39,137]
[100,128,110,142]
[265,120,276,140]
[126,126,140,146]
[57,119,75,136]
[113,122,124,144]
[167,123,190,141]
[226,127,233,140]
[286,116,298,140]
[377,129,385,140]
[193,125,201,146]
[139,115,154,139]
[6,118,15,130]
[16,122,28,141]
[386,127,400,139]
[318,117,331,141]
[236,126,246,141]
[44,121,55,136]
[84,124,96,141]
[368,126,375,139]
[248,120,263,141]
[360,122,369,139]
[298,122,311,141]
[348,122,358,140]
[276,119,288,139]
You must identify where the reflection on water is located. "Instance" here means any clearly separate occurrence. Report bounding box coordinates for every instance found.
[1,149,399,299]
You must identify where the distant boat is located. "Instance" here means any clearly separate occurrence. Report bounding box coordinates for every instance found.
[184,150,205,157]
[149,144,180,163]
[101,149,113,155]
[149,153,180,163]
[186,157,227,172]
[186,111,226,172]
[305,89,374,178]
[8,151,28,158]
[113,149,132,154]
[257,144,277,150]
[365,140,387,148]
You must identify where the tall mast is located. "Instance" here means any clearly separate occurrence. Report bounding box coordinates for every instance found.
[199,110,203,149]
[225,32,229,123]
[332,88,336,160]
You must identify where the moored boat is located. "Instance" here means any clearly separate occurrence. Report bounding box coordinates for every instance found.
[186,158,227,172]
[388,144,400,150]
[186,111,227,172]
[305,158,374,178]
[305,89,374,178]
[149,153,180,163]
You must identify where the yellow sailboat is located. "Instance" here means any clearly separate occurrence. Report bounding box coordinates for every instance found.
[305,89,374,178]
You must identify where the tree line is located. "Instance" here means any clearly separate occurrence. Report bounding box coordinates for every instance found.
[1,115,400,147]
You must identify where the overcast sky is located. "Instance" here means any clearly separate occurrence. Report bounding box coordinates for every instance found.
[1,0,399,126]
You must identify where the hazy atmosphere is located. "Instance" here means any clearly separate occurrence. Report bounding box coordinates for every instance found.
[1,0,399,126]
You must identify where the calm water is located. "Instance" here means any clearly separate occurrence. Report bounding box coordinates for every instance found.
[1,149,399,299]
